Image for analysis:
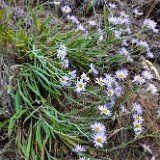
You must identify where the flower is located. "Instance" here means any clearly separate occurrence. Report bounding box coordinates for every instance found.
[57,50,67,60]
[119,47,133,62]
[106,87,115,97]
[104,74,115,86]
[98,105,112,116]
[99,35,104,42]
[120,105,129,114]
[59,43,66,51]
[119,47,129,56]
[108,3,117,9]
[133,9,143,16]
[133,114,144,123]
[61,59,69,68]
[132,38,139,44]
[133,121,143,132]
[81,72,90,82]
[151,156,155,160]
[132,102,143,115]
[143,18,159,33]
[146,83,157,94]
[95,77,105,86]
[79,157,90,160]
[142,70,153,80]
[90,64,98,75]
[114,83,123,97]
[141,144,152,154]
[115,69,129,81]
[61,6,72,14]
[69,70,77,78]
[146,51,154,58]
[122,39,129,46]
[88,20,96,26]
[108,17,118,25]
[91,122,106,133]
[92,132,107,148]
[132,75,145,85]
[117,17,130,25]
[157,107,160,117]
[72,145,86,153]
[53,2,60,5]
[76,79,86,93]
[134,130,143,140]
[69,15,79,24]
[77,24,85,31]
[60,76,71,86]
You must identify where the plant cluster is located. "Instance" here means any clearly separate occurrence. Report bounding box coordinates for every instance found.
[0,1,159,160]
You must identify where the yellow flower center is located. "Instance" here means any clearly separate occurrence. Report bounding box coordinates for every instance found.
[61,78,65,81]
[108,90,113,95]
[118,73,124,78]
[99,80,103,84]
[95,127,100,132]
[145,146,149,151]
[137,77,142,81]
[78,84,83,88]
[102,109,107,113]
[150,87,154,91]
[135,123,140,128]
[136,116,140,121]
[63,9,67,13]
[96,138,102,143]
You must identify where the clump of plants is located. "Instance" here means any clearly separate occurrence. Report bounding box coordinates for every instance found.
[0,1,159,160]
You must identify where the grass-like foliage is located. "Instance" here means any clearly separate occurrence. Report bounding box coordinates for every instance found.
[0,1,159,160]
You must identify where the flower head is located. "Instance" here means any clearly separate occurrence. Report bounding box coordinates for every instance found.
[95,77,105,86]
[106,87,115,97]
[114,82,124,97]
[98,105,112,116]
[146,83,157,94]
[120,105,129,114]
[53,2,60,5]
[61,6,72,14]
[143,18,159,33]
[81,72,90,82]
[59,43,66,51]
[69,15,79,24]
[79,157,90,160]
[77,24,85,31]
[141,144,152,154]
[91,122,106,133]
[115,69,129,81]
[133,121,143,132]
[57,50,67,60]
[76,79,86,93]
[60,76,71,86]
[90,64,98,75]
[132,102,143,115]
[142,70,153,80]
[88,20,96,26]
[108,3,117,9]
[61,59,69,68]
[132,75,145,85]
[69,70,77,78]
[134,130,143,140]
[108,17,118,25]
[72,145,86,153]
[103,74,115,86]
[133,114,144,123]
[92,132,107,148]
[133,8,143,16]
[151,156,155,160]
